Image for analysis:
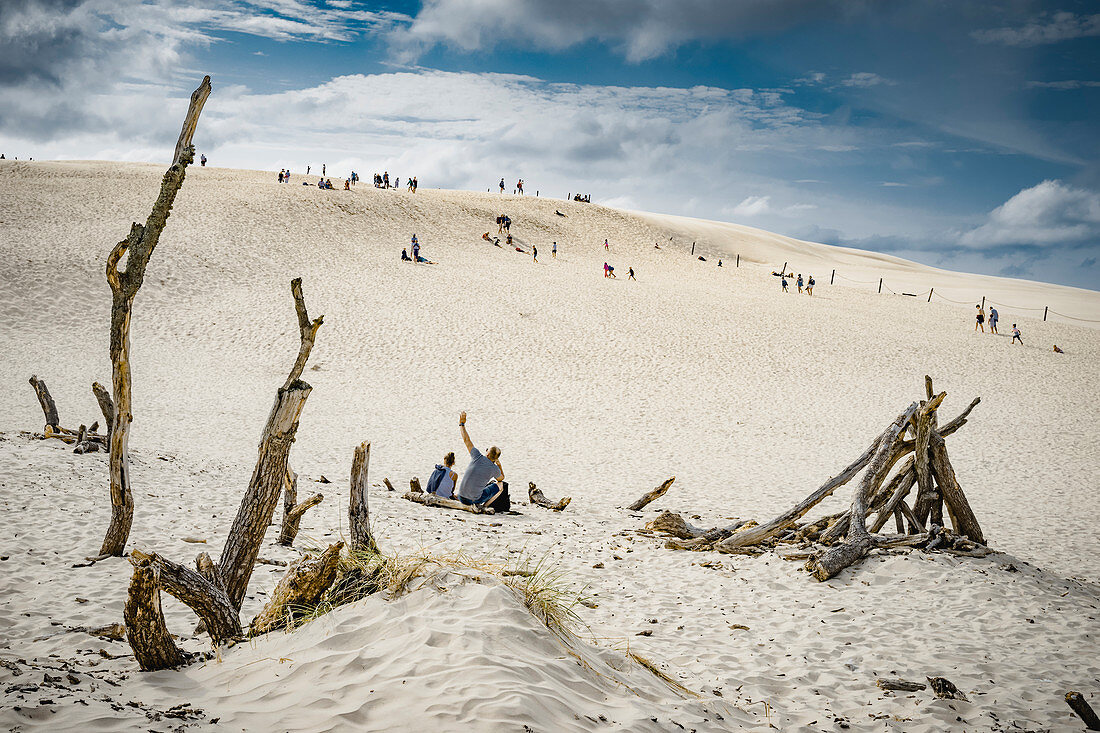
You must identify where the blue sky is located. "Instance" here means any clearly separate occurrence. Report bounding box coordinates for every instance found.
[2,0,1098,289]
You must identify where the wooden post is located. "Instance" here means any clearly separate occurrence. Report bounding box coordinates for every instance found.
[927,288,933,302]
[349,441,378,554]
[781,261,787,276]
[1044,306,1048,321]
[218,277,322,611]
[735,254,739,267]
[981,296,985,309]
[878,278,883,294]
[100,75,212,558]
[830,269,835,285]
[691,242,695,256]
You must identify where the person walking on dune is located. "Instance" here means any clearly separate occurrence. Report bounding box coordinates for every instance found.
[532,245,538,263]
[975,304,985,332]
[797,274,804,294]
[628,267,636,281]
[988,307,999,334]
[517,179,524,195]
[456,412,505,508]
[781,275,789,292]
[499,178,505,194]
[552,241,557,259]
[806,275,815,296]
[604,238,610,251]
[1010,324,1023,345]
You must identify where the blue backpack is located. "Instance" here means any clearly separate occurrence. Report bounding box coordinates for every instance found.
[426,465,448,496]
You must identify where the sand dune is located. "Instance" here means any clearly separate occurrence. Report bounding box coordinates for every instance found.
[1,160,1098,731]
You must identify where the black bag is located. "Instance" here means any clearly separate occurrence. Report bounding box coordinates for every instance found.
[486,481,510,512]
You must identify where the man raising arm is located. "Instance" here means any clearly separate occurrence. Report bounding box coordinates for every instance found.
[456,412,504,508]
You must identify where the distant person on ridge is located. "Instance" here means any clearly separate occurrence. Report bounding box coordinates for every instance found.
[456,412,505,508]
[500,178,506,193]
[975,305,986,332]
[988,307,999,334]
[322,163,326,176]
[517,179,524,194]
[1010,324,1023,344]
[200,154,206,166]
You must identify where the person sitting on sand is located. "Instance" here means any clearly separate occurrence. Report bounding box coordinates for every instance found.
[1010,324,1022,344]
[975,304,985,332]
[426,452,458,499]
[806,275,815,296]
[401,249,412,262]
[1053,344,1064,353]
[456,412,504,508]
[506,233,513,246]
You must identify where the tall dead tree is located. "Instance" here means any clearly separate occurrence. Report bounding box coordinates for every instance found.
[100,76,212,557]
[349,441,378,554]
[218,277,322,610]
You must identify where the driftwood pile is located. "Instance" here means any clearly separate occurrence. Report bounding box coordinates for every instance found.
[644,378,988,581]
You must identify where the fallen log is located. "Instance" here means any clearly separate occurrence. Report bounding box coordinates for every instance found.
[250,542,343,635]
[528,482,571,511]
[124,560,186,671]
[665,519,750,549]
[28,375,60,430]
[645,511,707,539]
[877,677,927,692]
[403,490,494,515]
[1066,691,1100,730]
[349,441,378,554]
[383,477,396,492]
[928,433,985,544]
[626,477,675,511]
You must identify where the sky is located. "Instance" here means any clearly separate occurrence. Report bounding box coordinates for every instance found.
[1,1,1099,290]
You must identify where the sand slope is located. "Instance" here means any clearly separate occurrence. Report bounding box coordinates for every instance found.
[1,160,1098,731]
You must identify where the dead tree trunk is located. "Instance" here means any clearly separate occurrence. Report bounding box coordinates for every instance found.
[124,560,187,671]
[349,441,378,555]
[218,277,322,611]
[1066,691,1100,731]
[645,511,707,539]
[250,542,343,635]
[528,482,571,511]
[626,477,676,511]
[92,381,115,438]
[28,375,60,430]
[278,468,323,547]
[410,476,423,493]
[100,76,212,558]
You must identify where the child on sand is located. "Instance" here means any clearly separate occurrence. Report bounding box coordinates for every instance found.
[975,305,985,332]
[1011,324,1022,344]
[552,242,557,258]
[781,276,788,292]
[532,246,538,263]
[989,307,999,334]
[604,239,610,251]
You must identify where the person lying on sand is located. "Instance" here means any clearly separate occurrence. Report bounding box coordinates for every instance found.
[415,255,437,264]
[1053,344,1064,353]
[456,412,505,508]
[426,452,458,499]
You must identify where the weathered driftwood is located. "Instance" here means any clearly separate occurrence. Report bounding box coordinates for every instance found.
[626,477,676,511]
[927,676,968,701]
[92,381,115,438]
[806,403,918,582]
[645,511,708,539]
[876,677,927,692]
[349,442,378,554]
[410,476,423,493]
[130,549,242,646]
[528,482,571,511]
[101,76,212,558]
[383,477,396,492]
[718,433,886,551]
[1066,691,1100,730]
[219,277,322,611]
[278,468,323,547]
[928,433,985,544]
[868,459,916,534]
[28,375,60,430]
[124,560,186,671]
[250,542,343,635]
[403,490,494,514]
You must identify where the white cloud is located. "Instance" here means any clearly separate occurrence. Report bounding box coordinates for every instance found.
[388,0,857,63]
[972,12,1100,47]
[958,180,1100,248]
[841,72,895,88]
[1025,80,1100,90]
[732,195,771,216]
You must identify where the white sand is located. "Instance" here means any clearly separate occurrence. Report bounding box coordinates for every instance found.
[1,160,1098,731]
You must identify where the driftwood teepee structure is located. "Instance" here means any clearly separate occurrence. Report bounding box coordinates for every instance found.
[645,377,987,581]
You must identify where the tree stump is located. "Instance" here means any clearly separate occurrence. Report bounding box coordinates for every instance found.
[349,441,378,554]
[130,549,242,646]
[124,560,186,671]
[28,375,60,430]
[250,542,343,635]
